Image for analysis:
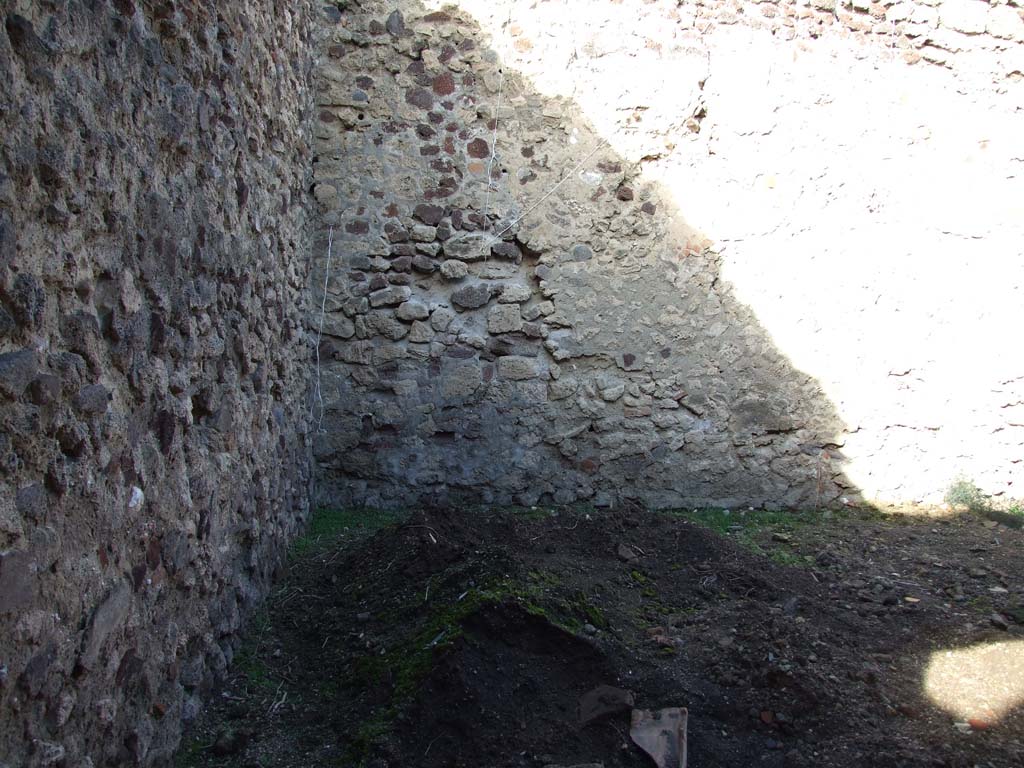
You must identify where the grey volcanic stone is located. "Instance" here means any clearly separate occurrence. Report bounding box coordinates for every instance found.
[74,384,110,415]
[0,349,38,399]
[397,300,430,321]
[451,283,493,309]
[441,260,469,280]
[370,286,413,307]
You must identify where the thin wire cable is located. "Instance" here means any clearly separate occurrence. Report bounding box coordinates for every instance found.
[311,226,333,432]
[493,137,610,240]
[483,68,505,224]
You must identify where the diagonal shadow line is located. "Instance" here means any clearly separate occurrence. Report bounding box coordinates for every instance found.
[312,0,861,511]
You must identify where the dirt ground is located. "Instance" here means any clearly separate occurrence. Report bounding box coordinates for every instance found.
[175,504,1024,768]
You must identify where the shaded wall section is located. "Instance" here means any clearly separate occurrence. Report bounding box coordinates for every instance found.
[312,0,858,510]
[0,2,313,766]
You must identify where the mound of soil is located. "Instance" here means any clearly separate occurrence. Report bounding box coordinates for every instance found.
[177,506,1024,768]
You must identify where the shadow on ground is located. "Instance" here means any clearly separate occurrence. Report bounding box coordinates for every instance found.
[175,503,1024,768]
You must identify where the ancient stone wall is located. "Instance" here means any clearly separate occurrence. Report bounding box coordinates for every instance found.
[313,0,1024,509]
[0,2,313,766]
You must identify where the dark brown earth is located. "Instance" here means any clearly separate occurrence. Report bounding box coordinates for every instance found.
[176,505,1024,768]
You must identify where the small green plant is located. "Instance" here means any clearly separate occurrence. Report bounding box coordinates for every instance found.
[668,508,810,537]
[630,570,648,585]
[173,735,206,768]
[945,475,991,513]
[233,643,274,691]
[667,508,816,563]
[769,550,815,568]
[290,507,407,558]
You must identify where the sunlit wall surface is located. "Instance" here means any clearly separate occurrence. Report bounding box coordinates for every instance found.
[435,0,1024,504]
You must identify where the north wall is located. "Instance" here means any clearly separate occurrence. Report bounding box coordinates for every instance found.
[313,0,1024,510]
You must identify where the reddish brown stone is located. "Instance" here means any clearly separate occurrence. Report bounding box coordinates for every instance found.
[413,204,445,225]
[432,72,456,96]
[616,186,634,201]
[446,345,477,359]
[420,145,440,156]
[641,201,656,215]
[345,220,369,235]
[384,203,399,217]
[384,222,408,242]
[467,138,489,158]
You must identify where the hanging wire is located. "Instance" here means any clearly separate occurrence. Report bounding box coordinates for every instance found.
[483,67,505,224]
[311,226,333,433]
[493,137,611,240]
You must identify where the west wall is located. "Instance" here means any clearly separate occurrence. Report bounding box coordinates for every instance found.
[313,0,1024,509]
[0,2,313,766]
